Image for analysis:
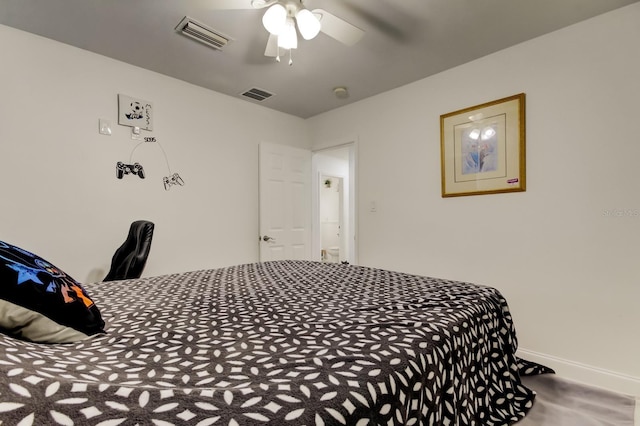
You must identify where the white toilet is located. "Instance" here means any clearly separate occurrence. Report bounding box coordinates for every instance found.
[326,246,340,263]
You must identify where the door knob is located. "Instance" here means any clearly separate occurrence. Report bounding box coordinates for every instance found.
[262,235,276,242]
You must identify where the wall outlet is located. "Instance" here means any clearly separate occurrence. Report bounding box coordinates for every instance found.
[131,126,142,140]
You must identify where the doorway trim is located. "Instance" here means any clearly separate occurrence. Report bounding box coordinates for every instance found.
[311,140,358,264]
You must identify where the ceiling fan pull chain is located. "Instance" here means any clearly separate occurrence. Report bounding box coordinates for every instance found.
[289,49,293,66]
[276,44,281,62]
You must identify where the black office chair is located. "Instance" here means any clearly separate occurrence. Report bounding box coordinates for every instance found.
[104,220,155,282]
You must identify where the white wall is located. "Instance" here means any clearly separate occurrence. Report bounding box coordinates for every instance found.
[0,25,310,282]
[308,4,640,392]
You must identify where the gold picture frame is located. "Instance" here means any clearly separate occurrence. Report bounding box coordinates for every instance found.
[440,93,525,197]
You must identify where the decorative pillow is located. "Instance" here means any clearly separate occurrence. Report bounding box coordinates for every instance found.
[0,240,105,343]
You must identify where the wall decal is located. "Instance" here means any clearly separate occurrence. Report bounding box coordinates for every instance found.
[116,162,145,179]
[118,94,153,131]
[115,137,185,190]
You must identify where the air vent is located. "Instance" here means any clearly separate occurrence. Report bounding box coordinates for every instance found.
[175,16,230,50]
[241,87,275,102]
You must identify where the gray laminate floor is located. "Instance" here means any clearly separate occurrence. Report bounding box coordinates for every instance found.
[516,374,637,426]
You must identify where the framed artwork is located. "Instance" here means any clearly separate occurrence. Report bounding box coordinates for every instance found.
[440,93,525,197]
[118,94,153,131]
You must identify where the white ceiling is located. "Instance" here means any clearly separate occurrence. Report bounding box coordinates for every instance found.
[1,0,637,118]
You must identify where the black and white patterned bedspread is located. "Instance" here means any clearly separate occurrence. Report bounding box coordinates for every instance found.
[0,260,535,425]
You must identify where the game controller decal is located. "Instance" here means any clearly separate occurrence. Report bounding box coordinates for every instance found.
[116,161,146,179]
[115,133,185,190]
[163,173,185,190]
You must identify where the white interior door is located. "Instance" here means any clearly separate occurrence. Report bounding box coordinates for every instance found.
[259,142,312,261]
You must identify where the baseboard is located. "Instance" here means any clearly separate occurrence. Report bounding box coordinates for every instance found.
[517,348,640,397]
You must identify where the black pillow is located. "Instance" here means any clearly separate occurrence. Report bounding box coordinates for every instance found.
[0,240,105,343]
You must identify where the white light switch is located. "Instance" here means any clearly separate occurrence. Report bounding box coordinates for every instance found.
[370,201,377,213]
[99,119,112,135]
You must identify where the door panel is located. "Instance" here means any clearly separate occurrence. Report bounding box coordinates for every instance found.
[259,142,311,261]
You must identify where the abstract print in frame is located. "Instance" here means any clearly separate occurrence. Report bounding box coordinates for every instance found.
[440,93,525,197]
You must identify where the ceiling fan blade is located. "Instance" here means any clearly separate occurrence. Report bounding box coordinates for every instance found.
[264,33,278,57]
[208,0,273,10]
[312,9,364,46]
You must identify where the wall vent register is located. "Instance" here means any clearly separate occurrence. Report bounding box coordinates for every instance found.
[175,16,231,50]
[241,87,274,102]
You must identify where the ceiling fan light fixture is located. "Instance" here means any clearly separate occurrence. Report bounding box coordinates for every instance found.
[277,17,298,50]
[262,3,287,35]
[295,8,321,40]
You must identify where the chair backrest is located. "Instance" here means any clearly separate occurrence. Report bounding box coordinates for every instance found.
[103,220,155,282]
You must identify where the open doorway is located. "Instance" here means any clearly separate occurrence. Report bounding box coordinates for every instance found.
[319,175,343,263]
[312,144,357,264]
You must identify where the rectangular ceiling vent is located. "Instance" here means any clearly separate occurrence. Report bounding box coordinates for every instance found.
[241,87,275,102]
[175,16,230,51]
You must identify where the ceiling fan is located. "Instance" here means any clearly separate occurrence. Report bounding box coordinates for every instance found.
[212,0,365,64]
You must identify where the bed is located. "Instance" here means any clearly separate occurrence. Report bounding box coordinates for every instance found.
[0,259,538,425]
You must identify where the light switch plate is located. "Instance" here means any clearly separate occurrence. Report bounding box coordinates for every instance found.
[99,119,112,135]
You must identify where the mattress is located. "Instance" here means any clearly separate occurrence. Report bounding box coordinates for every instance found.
[0,260,535,425]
